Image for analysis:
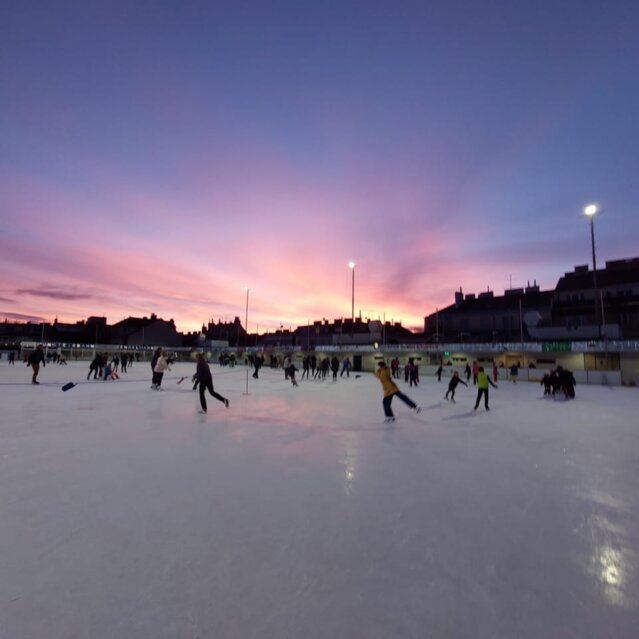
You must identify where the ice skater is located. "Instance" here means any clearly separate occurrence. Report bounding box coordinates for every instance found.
[87,353,102,380]
[196,353,229,413]
[288,361,299,386]
[445,371,467,402]
[474,366,498,411]
[390,357,400,379]
[330,356,339,381]
[435,363,444,382]
[151,348,168,390]
[541,373,553,396]
[375,360,421,422]
[103,362,120,380]
[252,354,262,379]
[557,366,576,399]
[472,360,479,385]
[27,345,46,385]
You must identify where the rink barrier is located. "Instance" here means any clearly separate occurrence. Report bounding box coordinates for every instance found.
[16,341,639,386]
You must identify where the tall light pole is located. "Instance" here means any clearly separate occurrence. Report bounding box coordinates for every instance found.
[583,204,601,339]
[244,286,250,395]
[348,261,356,338]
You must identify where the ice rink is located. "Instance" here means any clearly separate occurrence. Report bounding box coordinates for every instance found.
[1,359,638,638]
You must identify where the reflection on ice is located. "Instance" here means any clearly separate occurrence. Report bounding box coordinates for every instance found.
[343,449,357,496]
[592,544,628,606]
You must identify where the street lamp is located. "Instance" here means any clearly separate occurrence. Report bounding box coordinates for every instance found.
[583,204,601,339]
[348,261,356,338]
[244,286,250,395]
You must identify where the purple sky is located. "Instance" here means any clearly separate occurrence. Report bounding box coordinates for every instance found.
[2,1,638,332]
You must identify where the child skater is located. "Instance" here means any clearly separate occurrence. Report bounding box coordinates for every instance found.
[474,366,498,411]
[196,353,229,414]
[445,371,467,403]
[287,360,299,386]
[375,360,421,422]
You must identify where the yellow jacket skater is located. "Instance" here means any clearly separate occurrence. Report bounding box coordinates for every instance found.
[375,360,421,422]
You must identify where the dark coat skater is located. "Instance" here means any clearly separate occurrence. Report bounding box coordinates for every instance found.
[253,354,262,379]
[409,359,419,387]
[445,372,467,402]
[435,365,444,382]
[557,366,576,399]
[88,353,102,380]
[287,362,299,387]
[27,346,46,384]
[330,356,340,381]
[196,354,229,413]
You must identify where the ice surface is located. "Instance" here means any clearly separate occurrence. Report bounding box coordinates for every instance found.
[1,360,638,638]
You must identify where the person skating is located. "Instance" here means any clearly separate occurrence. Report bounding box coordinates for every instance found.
[283,355,292,380]
[151,348,168,390]
[150,346,162,387]
[464,363,471,382]
[509,363,519,383]
[541,373,553,396]
[549,368,560,396]
[27,345,46,385]
[474,366,498,411]
[409,358,419,387]
[435,364,444,382]
[472,360,479,385]
[252,353,262,379]
[557,366,576,399]
[330,356,339,381]
[196,353,229,413]
[320,356,329,379]
[340,357,351,377]
[390,357,400,379]
[445,371,467,402]
[287,360,299,387]
[8,351,15,365]
[375,360,421,422]
[103,362,120,380]
[87,353,102,380]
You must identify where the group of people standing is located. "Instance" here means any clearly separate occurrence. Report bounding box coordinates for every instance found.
[87,352,135,380]
[541,367,577,399]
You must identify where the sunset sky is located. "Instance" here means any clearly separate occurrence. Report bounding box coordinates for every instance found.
[2,1,638,333]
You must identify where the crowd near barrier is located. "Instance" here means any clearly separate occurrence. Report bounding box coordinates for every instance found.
[10,340,639,387]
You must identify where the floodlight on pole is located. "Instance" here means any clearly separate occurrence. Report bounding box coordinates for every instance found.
[583,204,601,339]
[348,261,356,338]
